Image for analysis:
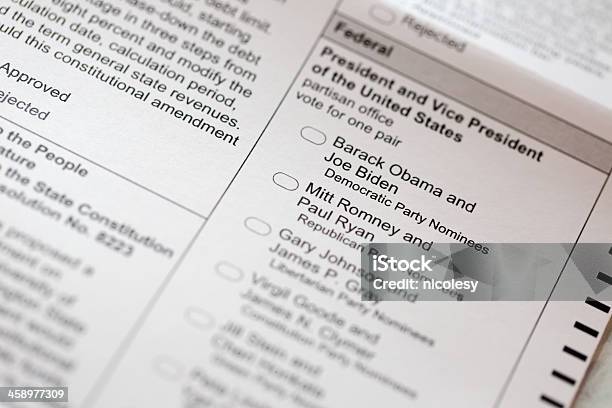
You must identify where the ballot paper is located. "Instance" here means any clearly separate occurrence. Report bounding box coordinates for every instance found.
[0,0,611,407]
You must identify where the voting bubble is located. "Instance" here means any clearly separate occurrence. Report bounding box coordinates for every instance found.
[215,261,244,282]
[153,356,183,381]
[273,172,299,191]
[369,4,396,25]
[300,126,326,145]
[244,217,272,236]
[184,307,215,330]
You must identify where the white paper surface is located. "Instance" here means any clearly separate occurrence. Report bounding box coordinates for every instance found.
[0,0,610,407]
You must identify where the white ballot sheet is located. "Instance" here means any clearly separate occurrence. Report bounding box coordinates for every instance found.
[0,1,611,407]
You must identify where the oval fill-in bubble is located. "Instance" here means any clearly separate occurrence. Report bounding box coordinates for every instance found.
[153,356,183,381]
[273,172,299,191]
[244,217,272,236]
[184,306,215,330]
[215,261,244,282]
[300,126,327,145]
[369,4,396,25]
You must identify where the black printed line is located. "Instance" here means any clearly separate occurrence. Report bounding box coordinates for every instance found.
[585,297,610,314]
[596,271,612,286]
[540,394,564,408]
[574,321,599,338]
[551,370,576,386]
[562,346,587,361]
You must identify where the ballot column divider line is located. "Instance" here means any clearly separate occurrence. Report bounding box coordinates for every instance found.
[0,114,207,219]
[493,172,611,408]
[81,3,343,406]
[80,217,208,408]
